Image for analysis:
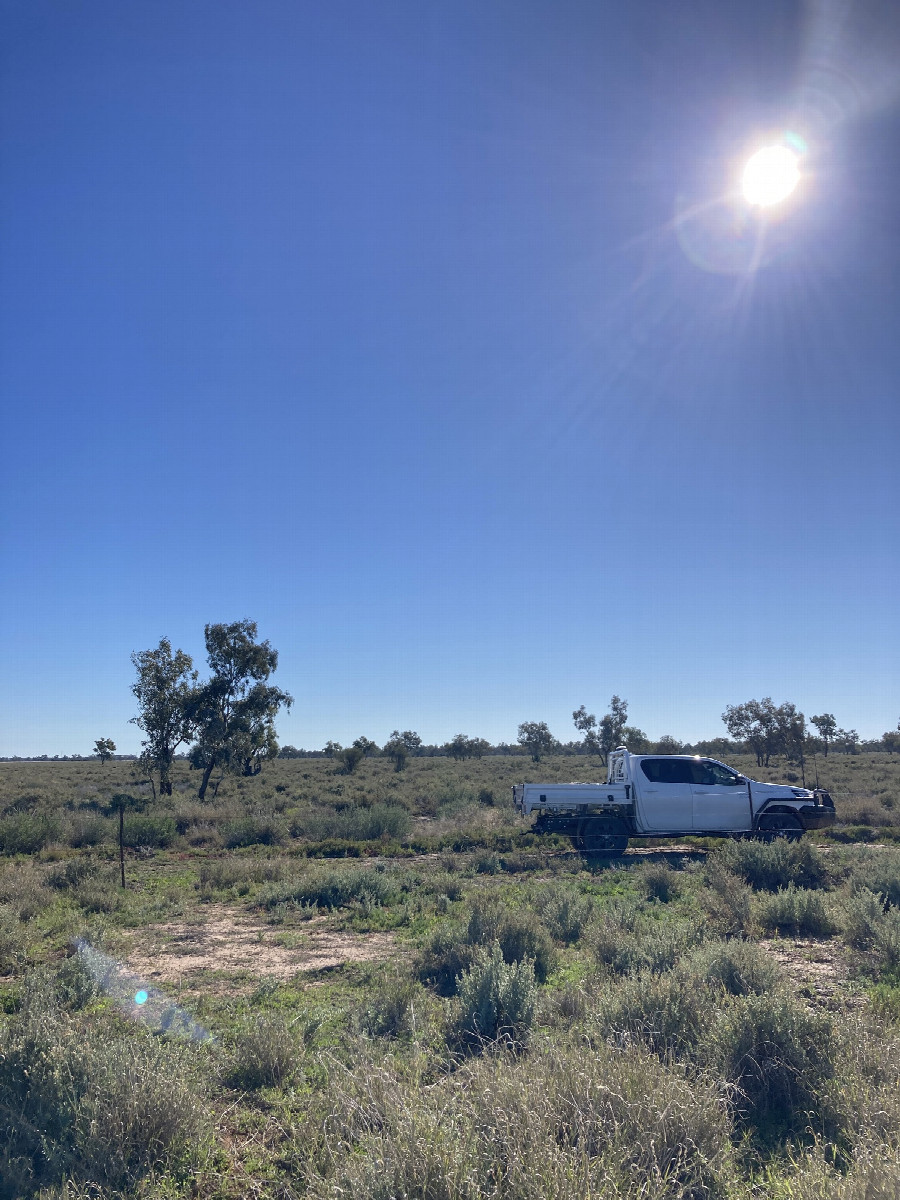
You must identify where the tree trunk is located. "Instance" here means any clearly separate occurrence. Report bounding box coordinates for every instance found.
[197,760,216,800]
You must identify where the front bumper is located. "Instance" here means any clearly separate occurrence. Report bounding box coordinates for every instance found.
[796,803,836,830]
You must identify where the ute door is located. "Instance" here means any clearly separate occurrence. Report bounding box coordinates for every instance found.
[636,758,694,832]
[690,760,751,832]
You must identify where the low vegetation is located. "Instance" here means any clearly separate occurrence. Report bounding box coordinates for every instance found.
[0,755,899,1197]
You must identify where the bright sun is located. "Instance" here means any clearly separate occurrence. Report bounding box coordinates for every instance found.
[742,145,800,207]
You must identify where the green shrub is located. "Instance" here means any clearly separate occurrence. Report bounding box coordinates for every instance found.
[291,802,411,842]
[848,848,900,908]
[710,990,836,1144]
[702,855,752,936]
[66,814,111,848]
[222,814,284,848]
[361,975,428,1040]
[755,885,836,937]
[0,912,26,974]
[593,969,714,1059]
[224,1015,299,1089]
[122,813,176,848]
[873,909,900,975]
[0,812,60,855]
[46,858,94,890]
[718,839,830,892]
[639,860,681,902]
[260,866,400,912]
[592,907,703,976]
[71,876,123,914]
[451,941,537,1049]
[840,887,886,950]
[198,856,285,894]
[0,973,208,1195]
[684,939,780,996]
[419,896,555,995]
[305,1040,733,1199]
[0,864,53,920]
[538,883,595,944]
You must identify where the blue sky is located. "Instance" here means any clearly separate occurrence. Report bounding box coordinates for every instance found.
[1,0,898,755]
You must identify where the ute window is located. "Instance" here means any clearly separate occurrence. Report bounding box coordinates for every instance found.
[691,761,742,786]
[640,759,694,784]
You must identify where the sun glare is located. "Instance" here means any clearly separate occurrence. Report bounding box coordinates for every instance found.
[742,145,800,207]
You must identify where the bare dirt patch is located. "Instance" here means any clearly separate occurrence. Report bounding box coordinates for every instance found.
[126,904,396,985]
[760,936,857,1010]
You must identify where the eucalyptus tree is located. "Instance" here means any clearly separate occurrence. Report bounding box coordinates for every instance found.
[517,721,557,763]
[189,620,293,800]
[573,696,629,763]
[811,713,837,756]
[130,638,197,796]
[93,737,116,765]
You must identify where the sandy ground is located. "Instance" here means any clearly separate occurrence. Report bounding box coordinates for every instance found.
[760,935,857,1009]
[126,904,396,985]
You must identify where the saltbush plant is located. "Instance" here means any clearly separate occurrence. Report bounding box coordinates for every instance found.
[0,971,209,1196]
[717,838,830,892]
[755,885,836,937]
[223,1015,300,1089]
[451,941,537,1049]
[683,938,781,996]
[710,989,837,1145]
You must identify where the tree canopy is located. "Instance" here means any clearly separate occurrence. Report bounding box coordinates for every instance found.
[130,638,197,796]
[188,620,293,800]
[517,721,557,763]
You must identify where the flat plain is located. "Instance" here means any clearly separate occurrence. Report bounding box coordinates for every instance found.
[2,752,900,1199]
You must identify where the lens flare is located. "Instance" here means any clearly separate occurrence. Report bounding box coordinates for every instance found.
[75,940,211,1041]
[742,145,800,206]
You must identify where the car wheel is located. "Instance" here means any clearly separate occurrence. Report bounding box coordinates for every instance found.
[756,812,803,842]
[578,820,628,855]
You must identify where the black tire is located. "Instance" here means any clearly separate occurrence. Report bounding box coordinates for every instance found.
[755,812,804,842]
[578,820,629,855]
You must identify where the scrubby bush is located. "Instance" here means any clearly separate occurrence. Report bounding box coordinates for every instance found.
[361,974,429,1040]
[293,802,412,842]
[222,814,284,848]
[198,855,285,894]
[873,909,900,976]
[683,938,780,996]
[121,813,176,848]
[66,814,112,848]
[701,855,752,937]
[260,865,400,912]
[718,838,830,892]
[0,864,53,921]
[224,1015,300,1089]
[638,860,682,902]
[710,990,836,1144]
[847,848,900,908]
[592,907,704,976]
[538,882,595,944]
[46,858,94,890]
[755,885,835,937]
[592,969,714,1059]
[0,971,208,1195]
[419,896,556,994]
[303,1040,734,1199]
[451,941,537,1049]
[0,812,60,855]
[840,887,886,950]
[0,911,27,974]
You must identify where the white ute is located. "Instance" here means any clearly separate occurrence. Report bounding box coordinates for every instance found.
[513,748,836,854]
